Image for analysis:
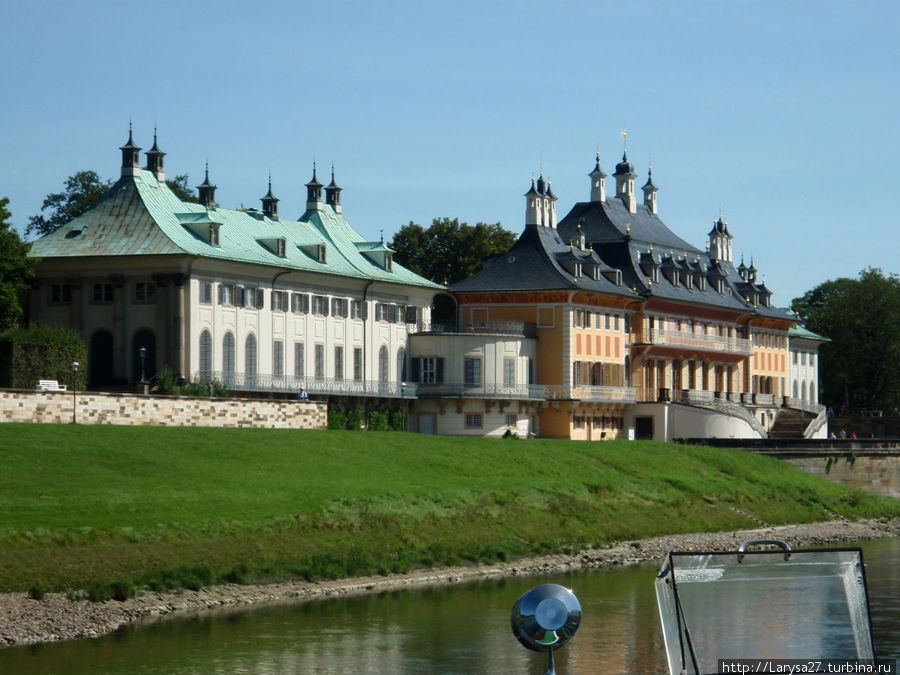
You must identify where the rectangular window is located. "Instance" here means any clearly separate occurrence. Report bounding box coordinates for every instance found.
[605,312,611,330]
[505,415,517,428]
[464,357,482,387]
[273,340,284,377]
[504,358,515,386]
[332,298,346,318]
[200,281,212,304]
[353,347,362,381]
[219,284,234,306]
[312,295,327,316]
[294,342,304,378]
[256,288,265,309]
[50,284,72,304]
[351,300,362,320]
[92,283,113,303]
[334,345,344,379]
[134,282,156,303]
[465,413,483,429]
[614,313,620,331]
[314,344,325,379]
[272,291,285,311]
[573,360,583,387]
[242,287,255,308]
[422,357,436,384]
[292,292,309,314]
[389,304,400,323]
[375,303,389,322]
[573,416,583,429]
[573,309,584,328]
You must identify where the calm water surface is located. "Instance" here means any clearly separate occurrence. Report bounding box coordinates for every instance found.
[3,537,898,674]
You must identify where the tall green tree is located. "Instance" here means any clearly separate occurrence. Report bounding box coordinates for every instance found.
[26,171,197,239]
[25,170,114,238]
[791,268,900,413]
[0,198,36,330]
[390,218,517,285]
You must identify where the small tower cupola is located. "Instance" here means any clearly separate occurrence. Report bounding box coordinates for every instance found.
[737,256,748,281]
[642,164,658,215]
[196,163,217,210]
[613,151,637,214]
[144,127,166,183]
[748,258,758,283]
[546,180,558,229]
[324,165,342,214]
[305,163,323,211]
[119,123,142,178]
[525,177,542,227]
[708,216,733,263]
[589,152,607,202]
[261,174,279,219]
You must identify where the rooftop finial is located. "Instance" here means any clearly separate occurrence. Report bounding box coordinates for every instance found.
[380,228,384,244]
[621,128,628,153]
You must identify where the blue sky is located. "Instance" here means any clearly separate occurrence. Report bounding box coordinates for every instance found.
[2,0,897,304]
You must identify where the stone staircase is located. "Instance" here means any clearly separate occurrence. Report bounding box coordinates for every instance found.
[770,407,815,438]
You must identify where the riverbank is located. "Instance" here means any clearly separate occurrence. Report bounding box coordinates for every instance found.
[3,516,898,649]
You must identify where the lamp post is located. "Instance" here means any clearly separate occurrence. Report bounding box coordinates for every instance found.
[138,346,148,383]
[71,361,79,424]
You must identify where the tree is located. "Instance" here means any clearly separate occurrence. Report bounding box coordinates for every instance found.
[0,198,36,330]
[167,174,198,203]
[791,268,900,414]
[25,170,113,238]
[26,171,197,239]
[390,218,517,286]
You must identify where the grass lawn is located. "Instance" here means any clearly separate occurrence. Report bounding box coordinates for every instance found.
[1,423,897,594]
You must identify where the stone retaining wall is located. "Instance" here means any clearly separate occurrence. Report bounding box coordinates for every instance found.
[784,455,900,500]
[0,389,326,430]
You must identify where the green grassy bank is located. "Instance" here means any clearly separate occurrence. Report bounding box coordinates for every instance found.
[1,424,898,595]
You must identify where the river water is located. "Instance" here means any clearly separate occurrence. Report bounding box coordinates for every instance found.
[4,537,898,674]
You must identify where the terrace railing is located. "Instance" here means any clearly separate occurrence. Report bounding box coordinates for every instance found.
[415,382,546,400]
[631,329,752,355]
[197,371,417,398]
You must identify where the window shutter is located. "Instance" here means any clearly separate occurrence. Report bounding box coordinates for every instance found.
[362,303,368,320]
[218,284,224,304]
[257,289,265,309]
[405,305,417,323]
[436,357,444,383]
[324,297,330,316]
[409,358,420,383]
[235,285,243,306]
[302,294,309,313]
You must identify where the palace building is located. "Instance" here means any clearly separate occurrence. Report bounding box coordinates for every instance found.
[27,128,442,402]
[415,151,826,440]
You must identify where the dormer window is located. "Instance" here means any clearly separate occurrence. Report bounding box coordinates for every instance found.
[318,244,327,263]
[209,224,220,246]
[575,264,582,278]
[385,253,393,272]
[685,274,693,289]
[277,237,286,257]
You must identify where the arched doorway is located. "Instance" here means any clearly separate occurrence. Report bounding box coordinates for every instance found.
[132,329,156,383]
[89,329,114,387]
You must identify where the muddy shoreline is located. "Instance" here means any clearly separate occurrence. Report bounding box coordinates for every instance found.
[3,517,898,649]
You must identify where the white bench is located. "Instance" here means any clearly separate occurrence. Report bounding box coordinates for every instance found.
[37,380,67,392]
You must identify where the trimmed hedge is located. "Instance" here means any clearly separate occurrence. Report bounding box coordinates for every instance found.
[0,324,87,389]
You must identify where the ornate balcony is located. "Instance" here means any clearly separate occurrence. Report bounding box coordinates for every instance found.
[545,385,638,403]
[631,329,752,355]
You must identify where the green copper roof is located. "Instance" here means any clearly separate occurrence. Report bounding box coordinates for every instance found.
[789,323,829,342]
[29,171,442,289]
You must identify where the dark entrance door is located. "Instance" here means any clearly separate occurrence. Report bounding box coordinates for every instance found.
[635,416,654,440]
[89,329,114,387]
[132,329,156,383]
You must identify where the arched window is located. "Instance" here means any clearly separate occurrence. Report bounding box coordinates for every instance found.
[793,381,798,399]
[199,329,212,379]
[801,380,807,402]
[397,346,406,382]
[223,332,235,385]
[245,333,257,385]
[379,345,389,382]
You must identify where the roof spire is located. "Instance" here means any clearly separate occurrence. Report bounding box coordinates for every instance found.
[119,121,142,178]
[325,163,343,213]
[305,160,324,211]
[196,162,217,209]
[261,172,279,219]
[145,124,166,182]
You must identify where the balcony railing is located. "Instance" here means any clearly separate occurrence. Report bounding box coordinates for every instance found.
[197,371,417,398]
[415,382,546,400]
[410,321,537,337]
[545,385,638,403]
[630,329,752,355]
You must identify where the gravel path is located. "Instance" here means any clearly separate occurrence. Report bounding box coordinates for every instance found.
[2,517,898,649]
